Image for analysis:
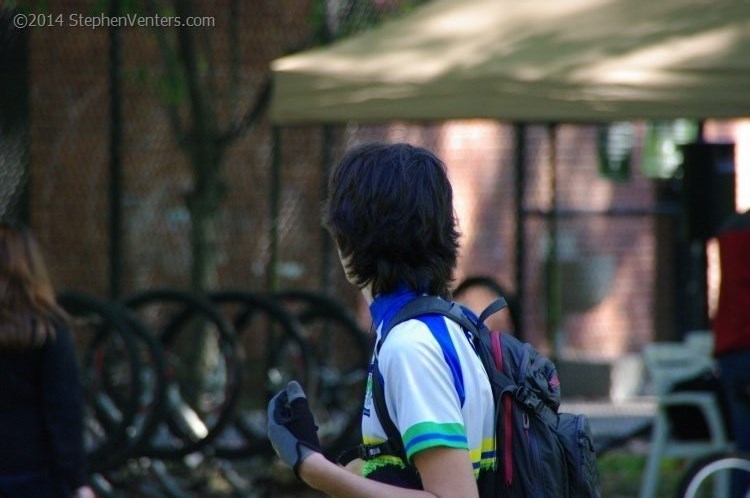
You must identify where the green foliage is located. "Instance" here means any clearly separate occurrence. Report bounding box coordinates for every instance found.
[310,0,429,45]
[89,0,143,15]
[598,122,635,183]
[598,450,689,497]
[130,66,149,86]
[308,0,328,43]
[156,69,187,106]
[8,1,39,14]
[642,120,700,179]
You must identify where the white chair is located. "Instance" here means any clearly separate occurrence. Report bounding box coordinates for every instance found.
[640,338,732,498]
[684,329,714,357]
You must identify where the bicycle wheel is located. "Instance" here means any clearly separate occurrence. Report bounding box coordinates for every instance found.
[272,289,370,459]
[124,289,241,459]
[57,291,142,472]
[675,452,750,498]
[453,275,520,339]
[208,290,316,459]
[112,303,169,460]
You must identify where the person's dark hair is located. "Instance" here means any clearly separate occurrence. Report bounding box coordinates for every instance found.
[323,142,460,298]
[0,222,68,350]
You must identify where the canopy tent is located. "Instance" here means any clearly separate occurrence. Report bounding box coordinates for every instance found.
[270,0,750,125]
[267,0,749,345]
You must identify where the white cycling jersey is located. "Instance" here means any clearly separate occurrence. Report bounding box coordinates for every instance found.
[361,291,496,485]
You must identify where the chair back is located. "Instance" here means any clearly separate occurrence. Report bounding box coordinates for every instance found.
[644,341,715,396]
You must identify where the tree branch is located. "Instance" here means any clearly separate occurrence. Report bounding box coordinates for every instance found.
[217,76,272,147]
[144,0,188,145]
[228,0,241,109]
[174,0,217,149]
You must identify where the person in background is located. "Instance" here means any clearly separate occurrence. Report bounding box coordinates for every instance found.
[713,209,750,496]
[0,222,94,498]
[267,143,496,497]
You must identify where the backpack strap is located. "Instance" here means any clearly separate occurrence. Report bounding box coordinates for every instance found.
[361,295,510,463]
[478,298,510,325]
[369,353,405,460]
[375,296,483,353]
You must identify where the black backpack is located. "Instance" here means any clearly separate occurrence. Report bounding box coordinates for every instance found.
[361,296,601,498]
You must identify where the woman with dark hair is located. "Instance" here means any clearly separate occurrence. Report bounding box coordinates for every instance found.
[0,223,94,498]
[267,143,495,497]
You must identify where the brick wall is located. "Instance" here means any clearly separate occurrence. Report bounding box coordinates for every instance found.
[25,1,682,358]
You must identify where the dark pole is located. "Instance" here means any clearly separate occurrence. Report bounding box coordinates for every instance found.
[546,123,561,355]
[13,12,31,225]
[318,1,335,296]
[320,125,334,294]
[0,10,31,225]
[687,120,709,333]
[513,123,526,339]
[108,0,123,299]
[268,126,281,292]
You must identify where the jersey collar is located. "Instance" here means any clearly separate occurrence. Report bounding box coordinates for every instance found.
[369,283,421,332]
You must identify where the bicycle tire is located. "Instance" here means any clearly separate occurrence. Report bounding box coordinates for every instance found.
[57,291,143,471]
[123,289,241,459]
[208,290,317,459]
[112,303,169,460]
[675,451,750,498]
[70,301,169,467]
[272,289,371,459]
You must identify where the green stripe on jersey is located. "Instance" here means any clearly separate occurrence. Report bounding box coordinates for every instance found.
[402,421,468,460]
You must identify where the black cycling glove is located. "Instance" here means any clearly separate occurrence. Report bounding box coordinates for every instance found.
[267,381,321,478]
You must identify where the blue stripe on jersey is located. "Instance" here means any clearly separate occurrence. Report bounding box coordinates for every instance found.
[418,314,465,407]
[404,432,468,453]
[369,284,420,335]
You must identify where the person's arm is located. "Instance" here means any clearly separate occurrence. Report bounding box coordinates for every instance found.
[268,382,478,498]
[41,325,88,491]
[342,457,363,475]
[299,446,478,498]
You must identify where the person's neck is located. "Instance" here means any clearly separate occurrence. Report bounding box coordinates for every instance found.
[361,285,374,305]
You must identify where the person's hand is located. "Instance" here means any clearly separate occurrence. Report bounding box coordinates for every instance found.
[75,485,96,498]
[267,380,322,477]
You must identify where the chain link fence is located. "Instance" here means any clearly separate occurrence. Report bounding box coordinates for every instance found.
[0,7,29,222]
[4,0,743,363]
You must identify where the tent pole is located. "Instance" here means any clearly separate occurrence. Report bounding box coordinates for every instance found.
[514,123,527,339]
[268,126,281,292]
[546,123,562,357]
[108,0,123,299]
